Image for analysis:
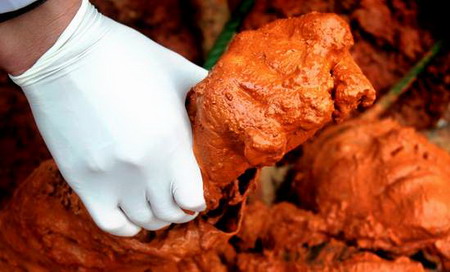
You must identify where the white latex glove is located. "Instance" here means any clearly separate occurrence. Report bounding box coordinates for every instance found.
[10,0,208,236]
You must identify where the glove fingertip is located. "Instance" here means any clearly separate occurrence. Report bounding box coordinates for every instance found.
[173,186,206,213]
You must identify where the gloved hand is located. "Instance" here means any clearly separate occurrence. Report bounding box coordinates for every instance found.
[10,0,207,236]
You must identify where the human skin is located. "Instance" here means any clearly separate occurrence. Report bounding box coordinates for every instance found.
[0,13,376,270]
[0,0,81,75]
[1,0,210,236]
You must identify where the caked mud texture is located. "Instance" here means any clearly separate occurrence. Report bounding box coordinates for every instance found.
[242,0,435,95]
[0,13,375,270]
[0,161,243,271]
[0,0,203,206]
[241,0,450,129]
[294,118,450,256]
[233,202,425,272]
[1,180,424,271]
[188,12,375,209]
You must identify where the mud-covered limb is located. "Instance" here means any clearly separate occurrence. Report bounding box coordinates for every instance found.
[332,52,376,121]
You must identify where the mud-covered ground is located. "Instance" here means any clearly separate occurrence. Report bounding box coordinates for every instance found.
[0,0,449,271]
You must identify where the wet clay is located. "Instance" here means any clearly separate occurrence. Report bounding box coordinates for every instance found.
[242,0,435,96]
[0,13,375,270]
[293,118,450,256]
[0,161,240,271]
[188,12,375,209]
[0,0,203,206]
[241,0,450,129]
[233,202,425,272]
[1,0,447,211]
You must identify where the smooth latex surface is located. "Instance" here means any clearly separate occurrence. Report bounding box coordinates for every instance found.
[0,0,37,13]
[10,0,207,236]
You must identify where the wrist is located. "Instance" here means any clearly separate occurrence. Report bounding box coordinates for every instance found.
[0,0,81,75]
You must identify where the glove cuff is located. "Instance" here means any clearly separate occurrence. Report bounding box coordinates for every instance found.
[0,0,48,23]
[0,0,38,13]
[10,0,110,87]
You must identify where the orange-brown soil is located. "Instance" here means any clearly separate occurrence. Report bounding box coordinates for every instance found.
[293,118,450,267]
[0,13,374,270]
[241,0,450,129]
[189,13,375,209]
[233,202,425,272]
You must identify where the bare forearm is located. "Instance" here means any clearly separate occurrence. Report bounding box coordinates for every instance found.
[0,0,81,75]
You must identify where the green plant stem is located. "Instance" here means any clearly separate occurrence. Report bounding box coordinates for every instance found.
[203,0,254,70]
[365,41,443,119]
